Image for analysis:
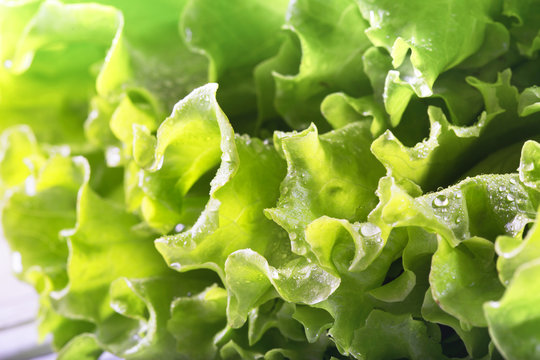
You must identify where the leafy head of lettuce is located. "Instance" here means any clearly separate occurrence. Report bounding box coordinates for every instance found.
[1,0,540,359]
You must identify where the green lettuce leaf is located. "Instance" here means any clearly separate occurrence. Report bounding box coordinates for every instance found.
[430,236,504,328]
[153,85,339,330]
[357,0,501,125]
[266,121,384,256]
[0,0,120,149]
[484,259,540,360]
[422,289,491,358]
[350,310,443,360]
[51,181,169,323]
[101,272,218,359]
[168,284,228,360]
[180,0,289,131]
[372,70,540,191]
[272,0,372,130]
[2,0,540,359]
[131,83,224,233]
[502,0,540,56]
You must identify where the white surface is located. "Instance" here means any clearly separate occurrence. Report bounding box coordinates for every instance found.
[0,239,122,359]
[0,238,54,359]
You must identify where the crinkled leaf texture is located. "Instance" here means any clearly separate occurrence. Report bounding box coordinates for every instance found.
[2,0,540,359]
[153,84,340,330]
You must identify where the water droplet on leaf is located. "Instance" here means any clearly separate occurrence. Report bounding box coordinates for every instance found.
[360,223,381,237]
[433,194,449,207]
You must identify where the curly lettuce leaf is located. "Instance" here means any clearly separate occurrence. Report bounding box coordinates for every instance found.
[180,0,289,130]
[225,249,339,328]
[0,125,44,192]
[372,70,540,191]
[153,100,286,277]
[518,86,540,117]
[484,259,540,360]
[51,183,170,323]
[247,300,305,346]
[56,333,102,360]
[266,121,384,255]
[2,155,85,287]
[422,290,491,358]
[99,272,217,359]
[2,0,540,359]
[0,126,100,349]
[168,284,228,360]
[0,0,121,149]
[371,173,540,247]
[368,172,540,332]
[152,85,339,329]
[357,0,502,125]
[502,0,540,56]
[350,310,443,360]
[299,220,407,355]
[272,0,372,130]
[430,236,504,328]
[131,83,224,233]
[494,164,540,286]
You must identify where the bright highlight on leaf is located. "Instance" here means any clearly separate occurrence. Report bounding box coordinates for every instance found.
[1,0,540,359]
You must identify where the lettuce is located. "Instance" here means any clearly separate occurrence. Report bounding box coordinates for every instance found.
[1,0,540,359]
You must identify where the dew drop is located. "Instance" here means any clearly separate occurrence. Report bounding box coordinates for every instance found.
[498,186,506,192]
[106,146,122,167]
[24,176,36,196]
[222,152,232,162]
[523,162,535,172]
[184,28,193,42]
[12,252,22,274]
[360,223,381,237]
[506,194,515,202]
[385,132,396,141]
[174,223,185,232]
[433,194,449,207]
[510,178,517,185]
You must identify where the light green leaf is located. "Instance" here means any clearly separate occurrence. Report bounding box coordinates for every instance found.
[484,259,540,360]
[266,121,384,255]
[518,86,540,117]
[370,174,540,247]
[503,0,540,56]
[225,249,339,328]
[273,0,372,130]
[430,236,504,328]
[495,209,540,286]
[422,289,491,358]
[101,272,217,359]
[357,0,499,125]
[350,310,444,360]
[181,0,289,129]
[52,182,169,323]
[131,83,224,233]
[168,284,227,360]
[57,333,102,360]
